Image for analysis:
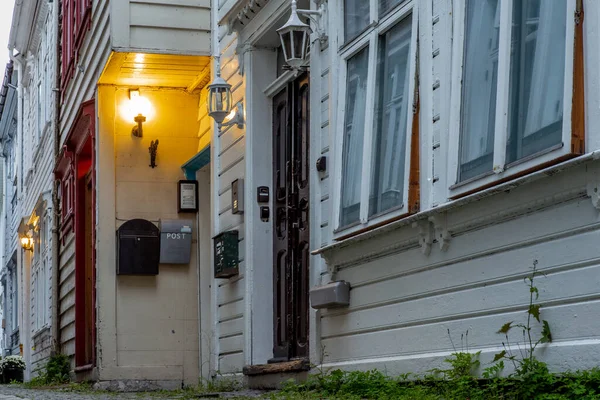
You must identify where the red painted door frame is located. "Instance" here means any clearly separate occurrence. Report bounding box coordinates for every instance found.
[60,99,97,370]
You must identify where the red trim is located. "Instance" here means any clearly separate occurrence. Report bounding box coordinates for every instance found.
[55,147,75,243]
[55,99,96,368]
[61,0,92,94]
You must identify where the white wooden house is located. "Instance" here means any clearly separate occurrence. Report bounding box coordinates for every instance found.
[207,0,600,385]
[54,0,212,387]
[0,61,20,358]
[4,0,600,390]
[7,0,59,380]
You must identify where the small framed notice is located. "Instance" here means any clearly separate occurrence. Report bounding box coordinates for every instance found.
[178,180,199,213]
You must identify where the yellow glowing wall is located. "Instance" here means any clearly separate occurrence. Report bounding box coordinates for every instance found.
[96,85,205,385]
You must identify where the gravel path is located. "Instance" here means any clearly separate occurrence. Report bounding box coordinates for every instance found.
[0,385,269,400]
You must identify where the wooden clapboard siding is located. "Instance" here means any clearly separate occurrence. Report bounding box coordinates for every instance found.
[213,0,246,372]
[111,0,211,55]
[320,180,600,374]
[14,2,59,378]
[309,0,600,376]
[59,0,110,142]
[58,0,110,366]
[58,232,76,358]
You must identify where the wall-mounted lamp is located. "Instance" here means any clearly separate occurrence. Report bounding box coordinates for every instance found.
[277,0,327,70]
[20,233,33,251]
[129,89,151,137]
[207,57,245,129]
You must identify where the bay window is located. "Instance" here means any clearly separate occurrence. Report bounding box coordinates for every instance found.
[450,0,584,194]
[335,0,418,233]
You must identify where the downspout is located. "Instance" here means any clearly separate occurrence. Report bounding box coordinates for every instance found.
[50,0,62,354]
[8,49,23,358]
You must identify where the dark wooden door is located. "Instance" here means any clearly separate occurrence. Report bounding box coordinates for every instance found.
[272,74,310,362]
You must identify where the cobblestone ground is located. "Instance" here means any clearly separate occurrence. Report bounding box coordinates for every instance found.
[0,385,269,400]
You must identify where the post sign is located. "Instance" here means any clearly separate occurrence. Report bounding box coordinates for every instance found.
[213,230,239,278]
[178,180,199,213]
[160,220,193,264]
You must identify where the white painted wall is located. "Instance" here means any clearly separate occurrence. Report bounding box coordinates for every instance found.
[7,0,57,378]
[210,0,247,376]
[111,0,211,56]
[214,0,600,377]
[314,0,600,376]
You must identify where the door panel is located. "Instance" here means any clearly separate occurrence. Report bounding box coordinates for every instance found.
[273,88,290,360]
[272,74,310,361]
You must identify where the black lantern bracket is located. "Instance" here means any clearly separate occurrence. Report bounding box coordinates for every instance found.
[297,2,327,45]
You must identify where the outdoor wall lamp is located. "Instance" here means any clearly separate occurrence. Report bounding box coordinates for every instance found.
[277,0,327,70]
[20,233,33,251]
[129,89,151,137]
[207,57,245,129]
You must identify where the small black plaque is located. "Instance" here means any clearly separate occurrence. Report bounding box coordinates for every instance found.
[178,180,199,213]
[213,230,239,278]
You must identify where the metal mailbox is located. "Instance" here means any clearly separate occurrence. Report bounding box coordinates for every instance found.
[159,219,193,264]
[117,219,160,275]
[310,281,351,309]
[213,230,239,278]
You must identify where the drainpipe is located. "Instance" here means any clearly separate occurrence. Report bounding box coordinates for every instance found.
[50,0,62,354]
[8,49,23,359]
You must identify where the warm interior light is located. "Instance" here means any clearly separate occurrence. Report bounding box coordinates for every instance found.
[128,90,152,121]
[122,89,153,137]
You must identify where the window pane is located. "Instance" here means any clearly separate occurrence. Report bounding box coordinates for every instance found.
[344,0,370,42]
[459,0,500,181]
[340,48,369,227]
[506,0,566,164]
[379,0,406,17]
[369,16,412,217]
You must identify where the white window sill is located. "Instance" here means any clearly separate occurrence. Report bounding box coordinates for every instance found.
[448,143,569,199]
[313,151,598,257]
[333,203,409,240]
[32,325,50,341]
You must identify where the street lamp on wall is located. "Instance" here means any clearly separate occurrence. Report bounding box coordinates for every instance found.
[277,0,327,70]
[128,89,151,137]
[207,57,245,129]
[20,233,33,251]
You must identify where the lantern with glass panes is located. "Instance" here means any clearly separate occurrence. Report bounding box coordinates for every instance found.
[277,0,327,70]
[207,56,244,129]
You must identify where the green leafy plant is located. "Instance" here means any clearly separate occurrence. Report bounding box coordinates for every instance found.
[23,353,71,387]
[493,260,552,376]
[438,329,481,380]
[44,353,71,384]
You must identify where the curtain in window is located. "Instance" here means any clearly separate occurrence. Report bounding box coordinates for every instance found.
[340,48,369,227]
[507,0,566,163]
[379,0,405,16]
[369,17,412,217]
[344,0,370,41]
[459,0,500,181]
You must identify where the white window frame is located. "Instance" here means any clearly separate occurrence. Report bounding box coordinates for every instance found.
[447,0,577,198]
[32,213,50,333]
[332,0,418,236]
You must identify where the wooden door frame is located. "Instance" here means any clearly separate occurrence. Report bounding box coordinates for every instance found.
[62,99,97,370]
[271,74,310,362]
